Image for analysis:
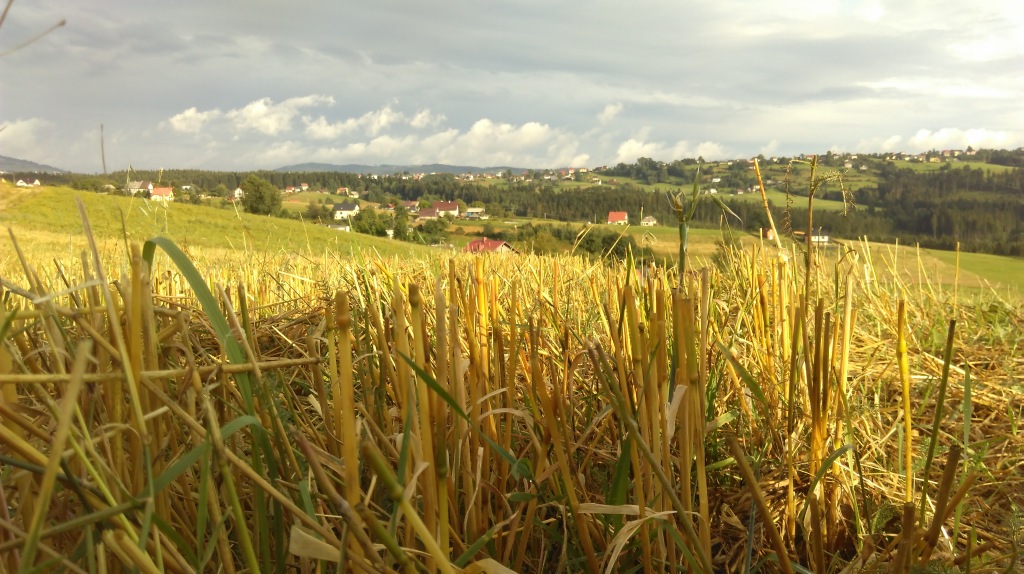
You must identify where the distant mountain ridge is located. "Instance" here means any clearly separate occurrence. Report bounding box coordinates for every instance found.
[0,155,67,173]
[275,162,528,175]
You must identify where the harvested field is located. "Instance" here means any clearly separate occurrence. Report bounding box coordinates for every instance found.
[0,201,1021,573]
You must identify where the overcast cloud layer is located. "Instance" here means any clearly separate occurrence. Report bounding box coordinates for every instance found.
[1,1,1022,172]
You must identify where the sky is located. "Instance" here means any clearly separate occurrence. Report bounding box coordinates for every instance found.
[1,0,1022,173]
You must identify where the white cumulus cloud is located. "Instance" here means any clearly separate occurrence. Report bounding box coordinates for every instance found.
[853,134,903,152]
[907,128,1021,151]
[165,107,222,133]
[0,117,55,162]
[598,103,624,125]
[304,115,360,139]
[226,95,334,135]
[304,119,585,168]
[614,137,727,164]
[410,109,446,129]
[363,105,404,136]
[304,105,422,140]
[461,119,551,151]
[759,139,781,157]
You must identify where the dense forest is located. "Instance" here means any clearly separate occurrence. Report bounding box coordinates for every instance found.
[8,149,1023,256]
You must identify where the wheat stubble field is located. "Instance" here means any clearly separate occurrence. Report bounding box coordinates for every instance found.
[0,191,1022,573]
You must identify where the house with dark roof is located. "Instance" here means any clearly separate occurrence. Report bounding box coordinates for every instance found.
[464,237,516,254]
[332,202,360,220]
[417,208,440,220]
[128,181,153,195]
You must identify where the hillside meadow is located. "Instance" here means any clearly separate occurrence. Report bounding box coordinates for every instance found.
[0,184,431,261]
[0,182,1022,573]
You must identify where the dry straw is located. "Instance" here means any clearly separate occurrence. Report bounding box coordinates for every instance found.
[0,187,1021,573]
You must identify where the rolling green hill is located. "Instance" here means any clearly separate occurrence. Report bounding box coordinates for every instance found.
[0,183,432,259]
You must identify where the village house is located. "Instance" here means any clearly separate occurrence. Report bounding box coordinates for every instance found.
[607,211,628,225]
[127,181,153,195]
[233,187,245,200]
[640,216,657,227]
[432,201,460,217]
[463,238,516,254]
[793,229,829,245]
[332,202,360,220]
[402,200,420,213]
[15,179,42,187]
[464,207,487,219]
[150,187,175,202]
[417,208,440,220]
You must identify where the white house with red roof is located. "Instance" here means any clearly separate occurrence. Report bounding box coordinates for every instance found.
[607,211,628,225]
[151,187,175,202]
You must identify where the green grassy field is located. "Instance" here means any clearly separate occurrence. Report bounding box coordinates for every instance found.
[926,248,1024,290]
[5,183,1020,294]
[279,191,355,213]
[0,184,429,259]
[450,214,1024,291]
[889,159,1018,173]
[727,188,852,211]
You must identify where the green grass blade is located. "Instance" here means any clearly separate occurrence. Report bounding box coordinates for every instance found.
[718,341,768,408]
[799,444,855,522]
[453,522,503,567]
[919,319,956,526]
[142,236,256,412]
[152,443,211,495]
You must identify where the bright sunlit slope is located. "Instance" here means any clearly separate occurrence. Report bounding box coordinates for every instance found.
[0,183,432,260]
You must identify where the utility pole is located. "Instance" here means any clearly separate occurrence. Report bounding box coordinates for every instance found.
[100,124,107,175]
